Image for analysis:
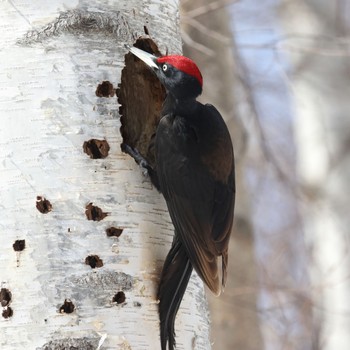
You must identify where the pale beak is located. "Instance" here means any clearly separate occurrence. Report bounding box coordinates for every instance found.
[127,45,159,70]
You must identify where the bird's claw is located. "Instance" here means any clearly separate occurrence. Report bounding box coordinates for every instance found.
[139,160,149,176]
[121,143,150,176]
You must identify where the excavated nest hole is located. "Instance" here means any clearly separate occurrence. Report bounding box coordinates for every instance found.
[85,255,103,269]
[0,288,12,307]
[85,203,108,221]
[2,306,13,319]
[117,37,166,169]
[112,291,126,304]
[13,239,25,252]
[106,227,123,237]
[95,81,115,97]
[36,196,52,214]
[59,299,75,314]
[83,139,110,159]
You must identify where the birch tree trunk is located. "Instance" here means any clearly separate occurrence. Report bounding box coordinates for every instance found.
[0,1,210,349]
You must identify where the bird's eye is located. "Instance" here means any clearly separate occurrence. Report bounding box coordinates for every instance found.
[162,64,168,72]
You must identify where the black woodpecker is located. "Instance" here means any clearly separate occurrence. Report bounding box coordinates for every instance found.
[123,46,235,350]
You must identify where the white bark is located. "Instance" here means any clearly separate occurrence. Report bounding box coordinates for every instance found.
[0,1,210,349]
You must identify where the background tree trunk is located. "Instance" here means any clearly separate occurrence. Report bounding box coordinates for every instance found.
[281,0,350,348]
[0,1,210,349]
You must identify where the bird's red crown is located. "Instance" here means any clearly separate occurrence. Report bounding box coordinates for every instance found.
[157,55,203,86]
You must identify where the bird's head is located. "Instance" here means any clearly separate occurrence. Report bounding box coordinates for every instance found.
[128,46,203,100]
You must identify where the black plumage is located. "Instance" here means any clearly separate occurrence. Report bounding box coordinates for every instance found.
[124,46,235,350]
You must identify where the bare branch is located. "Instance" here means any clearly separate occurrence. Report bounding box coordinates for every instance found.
[185,0,239,18]
[181,30,216,56]
[181,16,231,44]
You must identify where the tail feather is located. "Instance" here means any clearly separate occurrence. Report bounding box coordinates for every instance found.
[158,235,193,350]
[222,250,228,290]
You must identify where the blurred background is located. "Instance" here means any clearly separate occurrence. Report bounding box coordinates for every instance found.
[180,1,350,349]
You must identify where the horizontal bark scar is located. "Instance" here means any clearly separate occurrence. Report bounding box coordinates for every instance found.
[17,10,133,45]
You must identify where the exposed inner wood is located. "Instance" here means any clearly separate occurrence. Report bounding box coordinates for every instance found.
[117,37,166,169]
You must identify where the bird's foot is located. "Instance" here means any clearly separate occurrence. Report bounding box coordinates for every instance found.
[121,143,150,176]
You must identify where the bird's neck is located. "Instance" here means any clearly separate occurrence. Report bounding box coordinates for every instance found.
[162,93,198,116]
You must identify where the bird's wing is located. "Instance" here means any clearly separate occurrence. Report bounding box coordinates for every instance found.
[157,111,235,295]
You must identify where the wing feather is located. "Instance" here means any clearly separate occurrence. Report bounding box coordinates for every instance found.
[156,104,235,294]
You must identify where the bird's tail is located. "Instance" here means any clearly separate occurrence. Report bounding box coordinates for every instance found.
[158,234,193,350]
[222,249,228,290]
